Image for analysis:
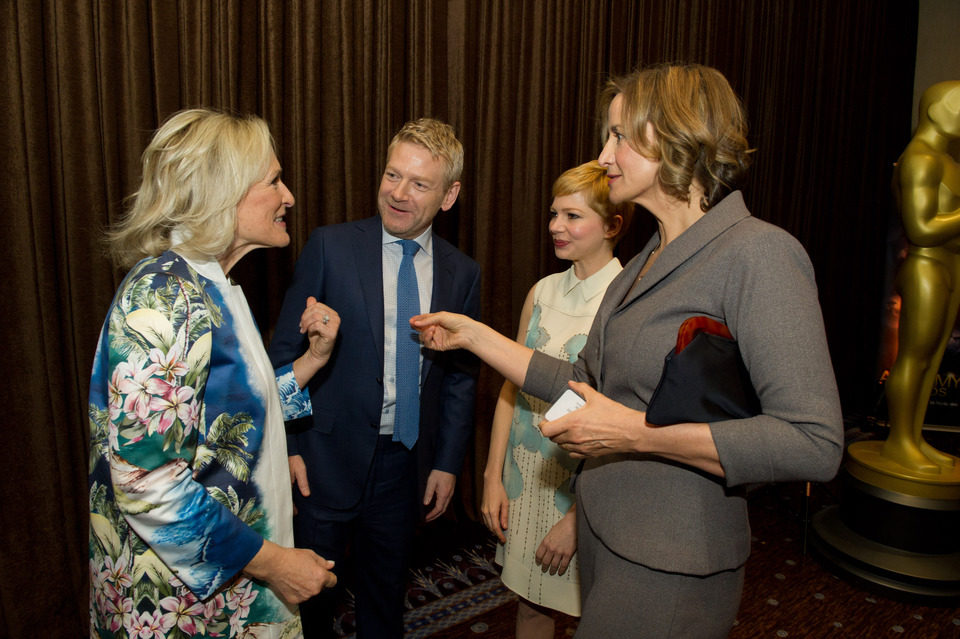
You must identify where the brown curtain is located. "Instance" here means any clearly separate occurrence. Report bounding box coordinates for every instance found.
[0,1,918,635]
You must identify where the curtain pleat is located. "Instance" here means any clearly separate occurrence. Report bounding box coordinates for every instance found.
[0,1,919,635]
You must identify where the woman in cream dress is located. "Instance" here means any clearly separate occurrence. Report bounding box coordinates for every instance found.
[482,161,632,638]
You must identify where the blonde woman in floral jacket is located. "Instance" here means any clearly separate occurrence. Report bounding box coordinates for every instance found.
[88,109,337,638]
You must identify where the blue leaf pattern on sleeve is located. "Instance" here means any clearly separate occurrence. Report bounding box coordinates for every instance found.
[276,363,312,420]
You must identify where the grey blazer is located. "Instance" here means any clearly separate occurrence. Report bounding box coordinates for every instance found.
[523,191,843,576]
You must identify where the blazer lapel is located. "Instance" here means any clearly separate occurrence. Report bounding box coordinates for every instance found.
[618,191,751,308]
[592,242,651,390]
[355,217,386,373]
[596,191,751,385]
[422,241,456,383]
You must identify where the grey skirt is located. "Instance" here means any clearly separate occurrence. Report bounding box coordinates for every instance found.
[575,500,744,638]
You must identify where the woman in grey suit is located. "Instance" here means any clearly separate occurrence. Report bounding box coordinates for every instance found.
[413,63,844,638]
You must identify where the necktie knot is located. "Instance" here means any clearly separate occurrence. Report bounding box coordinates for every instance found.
[400,239,420,257]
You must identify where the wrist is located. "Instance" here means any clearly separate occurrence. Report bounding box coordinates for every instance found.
[628,407,650,453]
[243,538,272,580]
[295,349,328,382]
[483,467,503,483]
[460,317,482,350]
[304,347,329,368]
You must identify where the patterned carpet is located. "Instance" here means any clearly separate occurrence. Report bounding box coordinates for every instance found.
[731,483,960,638]
[334,434,960,637]
[332,516,573,638]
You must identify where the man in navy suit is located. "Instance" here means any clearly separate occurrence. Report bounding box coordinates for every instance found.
[268,118,480,638]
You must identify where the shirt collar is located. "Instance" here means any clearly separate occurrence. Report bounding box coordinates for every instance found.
[169,226,231,284]
[382,225,433,258]
[559,257,622,300]
[174,250,230,285]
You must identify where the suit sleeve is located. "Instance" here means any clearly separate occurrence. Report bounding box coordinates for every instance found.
[268,227,326,456]
[710,230,844,485]
[431,263,482,474]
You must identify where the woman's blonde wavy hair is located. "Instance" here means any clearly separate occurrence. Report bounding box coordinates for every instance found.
[600,63,752,212]
[108,108,275,269]
[552,161,634,244]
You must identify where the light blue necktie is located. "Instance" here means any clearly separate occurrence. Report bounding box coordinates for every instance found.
[394,239,421,449]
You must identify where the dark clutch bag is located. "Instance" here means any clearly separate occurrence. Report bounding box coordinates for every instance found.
[645,316,760,425]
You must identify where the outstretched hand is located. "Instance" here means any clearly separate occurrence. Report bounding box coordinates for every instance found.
[539,381,646,458]
[410,312,472,351]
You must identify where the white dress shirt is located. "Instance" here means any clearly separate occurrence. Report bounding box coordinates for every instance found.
[379,226,433,435]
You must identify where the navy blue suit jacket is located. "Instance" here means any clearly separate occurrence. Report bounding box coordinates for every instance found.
[268,215,481,512]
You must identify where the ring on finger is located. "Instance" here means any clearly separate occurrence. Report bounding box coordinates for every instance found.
[322,314,330,325]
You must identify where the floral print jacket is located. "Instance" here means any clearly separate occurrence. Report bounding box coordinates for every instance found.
[88,251,310,638]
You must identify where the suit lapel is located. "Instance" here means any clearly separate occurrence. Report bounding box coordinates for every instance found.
[355,217,386,373]
[423,238,456,383]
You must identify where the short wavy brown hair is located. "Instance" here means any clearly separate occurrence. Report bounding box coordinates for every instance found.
[600,63,752,211]
[552,161,634,244]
